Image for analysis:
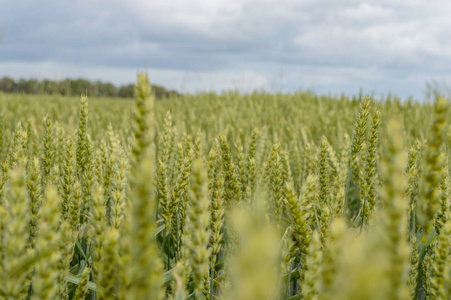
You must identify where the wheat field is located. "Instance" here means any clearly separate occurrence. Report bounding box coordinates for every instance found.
[0,73,449,300]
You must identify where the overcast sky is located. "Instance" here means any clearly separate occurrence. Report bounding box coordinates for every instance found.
[1,0,451,99]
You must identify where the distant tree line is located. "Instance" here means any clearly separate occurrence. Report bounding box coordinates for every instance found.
[0,77,180,99]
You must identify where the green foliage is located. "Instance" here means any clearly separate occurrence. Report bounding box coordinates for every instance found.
[0,76,179,98]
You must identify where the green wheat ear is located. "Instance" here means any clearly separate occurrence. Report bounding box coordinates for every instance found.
[379,119,409,300]
[321,218,347,298]
[284,182,310,257]
[110,147,128,230]
[408,235,419,299]
[434,153,449,235]
[431,219,451,299]
[8,121,28,168]
[130,73,155,168]
[41,115,55,188]
[60,137,76,221]
[318,136,330,206]
[56,220,76,298]
[31,184,62,300]
[184,158,212,299]
[418,96,448,241]
[224,198,281,300]
[80,134,95,225]
[363,109,380,225]
[236,143,247,200]
[268,142,284,225]
[98,226,120,299]
[1,166,32,299]
[422,248,433,299]
[208,148,225,270]
[406,141,421,236]
[157,111,173,236]
[76,95,89,174]
[247,128,260,193]
[89,183,106,280]
[0,114,4,161]
[73,266,91,300]
[27,157,42,248]
[127,155,164,299]
[346,96,371,215]
[302,230,322,300]
[219,134,241,208]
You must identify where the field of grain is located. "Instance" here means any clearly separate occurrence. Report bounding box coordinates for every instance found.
[0,73,449,300]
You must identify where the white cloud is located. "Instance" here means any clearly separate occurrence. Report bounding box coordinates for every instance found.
[342,3,393,20]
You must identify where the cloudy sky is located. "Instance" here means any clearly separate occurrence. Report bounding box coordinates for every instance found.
[1,0,451,99]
